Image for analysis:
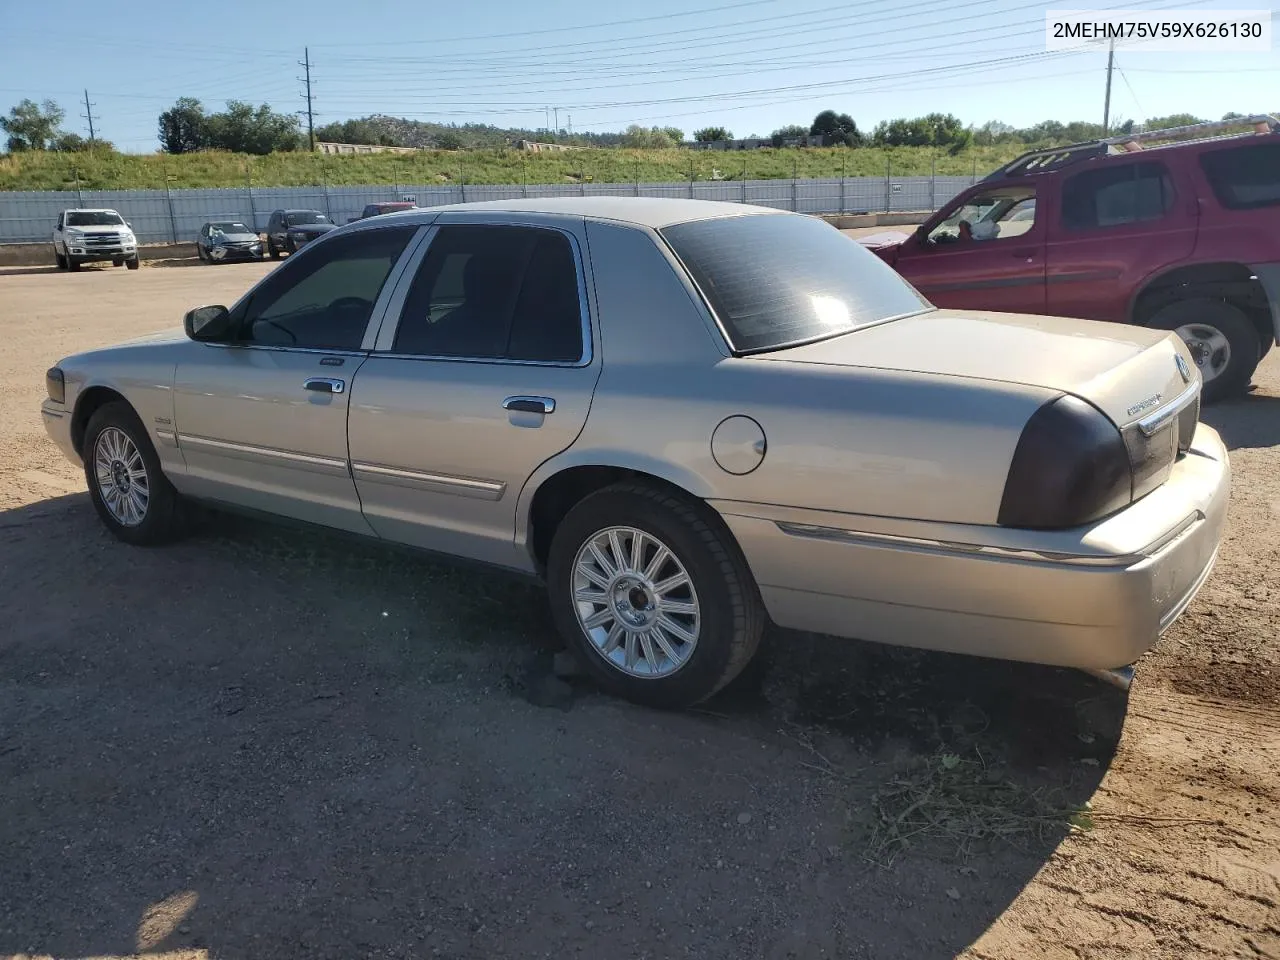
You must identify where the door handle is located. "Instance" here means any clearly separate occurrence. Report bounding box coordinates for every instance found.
[304,377,345,394]
[503,396,556,415]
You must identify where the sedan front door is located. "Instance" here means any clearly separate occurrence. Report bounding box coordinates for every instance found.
[171,225,422,533]
[346,217,601,570]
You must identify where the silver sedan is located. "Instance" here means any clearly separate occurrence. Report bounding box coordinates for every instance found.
[40,198,1230,708]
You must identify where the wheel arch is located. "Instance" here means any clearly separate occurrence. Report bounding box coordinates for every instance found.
[1130,261,1272,347]
[518,454,721,575]
[71,385,131,457]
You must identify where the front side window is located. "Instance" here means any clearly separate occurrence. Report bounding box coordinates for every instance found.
[1061,162,1175,230]
[392,224,584,363]
[660,213,930,354]
[233,227,416,351]
[1199,142,1280,210]
[927,187,1037,244]
[66,211,124,227]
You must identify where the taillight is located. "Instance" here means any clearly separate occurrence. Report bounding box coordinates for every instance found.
[998,395,1132,529]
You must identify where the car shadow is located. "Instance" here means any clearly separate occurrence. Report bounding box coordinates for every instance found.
[1,494,1118,960]
[1201,389,1280,451]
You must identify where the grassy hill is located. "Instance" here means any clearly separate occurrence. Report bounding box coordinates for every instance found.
[0,145,1029,192]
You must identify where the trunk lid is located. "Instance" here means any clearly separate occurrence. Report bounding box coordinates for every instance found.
[764,307,1196,429]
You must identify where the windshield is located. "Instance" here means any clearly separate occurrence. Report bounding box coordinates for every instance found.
[287,211,330,226]
[210,222,251,233]
[660,213,931,353]
[66,211,124,227]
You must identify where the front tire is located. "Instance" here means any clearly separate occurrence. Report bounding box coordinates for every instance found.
[546,482,765,709]
[125,256,140,270]
[83,401,187,546]
[55,248,67,269]
[1148,298,1260,403]
[268,238,281,260]
[67,255,81,272]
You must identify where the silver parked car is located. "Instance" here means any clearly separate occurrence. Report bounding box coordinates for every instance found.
[41,198,1230,708]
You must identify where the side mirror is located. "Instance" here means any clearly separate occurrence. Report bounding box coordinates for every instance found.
[126,221,133,228]
[184,305,233,342]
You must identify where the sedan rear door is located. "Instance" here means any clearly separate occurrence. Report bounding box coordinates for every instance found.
[346,215,601,570]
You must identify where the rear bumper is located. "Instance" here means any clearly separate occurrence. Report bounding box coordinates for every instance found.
[715,424,1230,671]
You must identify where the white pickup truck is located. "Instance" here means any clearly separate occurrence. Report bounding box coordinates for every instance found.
[52,209,139,271]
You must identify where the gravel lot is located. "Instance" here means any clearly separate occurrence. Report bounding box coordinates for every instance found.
[1,260,1277,960]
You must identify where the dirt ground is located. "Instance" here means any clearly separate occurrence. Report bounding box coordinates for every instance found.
[1,260,1277,960]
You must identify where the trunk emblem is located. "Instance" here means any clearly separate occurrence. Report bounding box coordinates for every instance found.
[1175,354,1192,383]
[1127,394,1163,417]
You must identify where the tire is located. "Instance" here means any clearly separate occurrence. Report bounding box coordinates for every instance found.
[1147,298,1260,403]
[55,248,67,269]
[68,256,81,272]
[268,238,281,260]
[83,401,188,546]
[546,481,766,709]
[125,257,140,270]
[196,244,207,262]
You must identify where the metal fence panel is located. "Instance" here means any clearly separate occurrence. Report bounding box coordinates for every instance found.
[1,172,991,244]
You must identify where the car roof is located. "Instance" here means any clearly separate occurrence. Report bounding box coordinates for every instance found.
[412,196,789,229]
[64,208,120,213]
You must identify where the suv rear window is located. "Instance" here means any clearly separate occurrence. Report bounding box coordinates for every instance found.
[1199,142,1280,210]
[659,213,929,353]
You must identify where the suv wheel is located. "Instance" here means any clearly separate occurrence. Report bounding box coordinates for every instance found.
[125,257,140,270]
[268,238,280,260]
[546,482,765,709]
[1149,299,1260,402]
[55,248,67,269]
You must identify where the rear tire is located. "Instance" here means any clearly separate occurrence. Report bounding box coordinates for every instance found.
[546,481,765,709]
[83,401,188,546]
[1147,298,1259,403]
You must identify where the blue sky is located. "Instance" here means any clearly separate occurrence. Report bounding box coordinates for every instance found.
[0,0,1274,151]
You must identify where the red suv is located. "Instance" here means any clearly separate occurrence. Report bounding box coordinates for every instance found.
[863,116,1280,401]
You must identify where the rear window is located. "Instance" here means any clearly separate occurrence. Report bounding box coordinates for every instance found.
[1199,142,1280,210]
[659,213,930,353]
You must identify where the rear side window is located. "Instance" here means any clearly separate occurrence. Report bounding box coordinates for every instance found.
[1061,162,1175,230]
[1199,142,1280,210]
[659,213,929,354]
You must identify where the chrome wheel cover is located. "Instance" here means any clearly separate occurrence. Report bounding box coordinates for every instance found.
[1175,322,1232,384]
[571,526,701,679]
[93,426,150,527]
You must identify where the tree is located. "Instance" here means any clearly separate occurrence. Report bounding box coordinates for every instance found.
[660,127,685,144]
[770,124,808,146]
[810,110,862,146]
[435,131,464,150]
[1143,113,1204,131]
[622,124,679,148]
[693,126,731,142]
[203,101,302,154]
[158,98,207,154]
[1,99,65,151]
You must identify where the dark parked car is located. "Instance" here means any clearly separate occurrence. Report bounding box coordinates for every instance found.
[861,115,1280,402]
[266,209,336,259]
[346,201,418,224]
[196,220,263,263]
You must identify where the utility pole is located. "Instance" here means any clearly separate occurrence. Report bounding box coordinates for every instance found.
[81,89,97,145]
[299,47,316,151]
[567,114,572,136]
[1102,38,1115,136]
[553,107,559,135]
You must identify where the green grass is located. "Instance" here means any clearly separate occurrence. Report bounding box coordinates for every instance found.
[0,145,1027,192]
